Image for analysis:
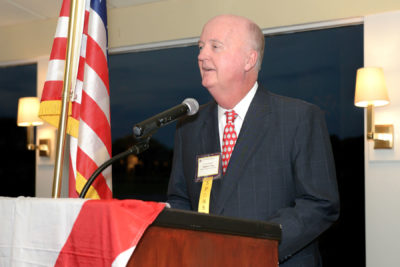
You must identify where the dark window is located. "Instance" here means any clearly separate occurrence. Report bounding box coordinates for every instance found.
[0,63,37,197]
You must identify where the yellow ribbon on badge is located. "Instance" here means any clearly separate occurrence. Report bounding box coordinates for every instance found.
[198,176,213,213]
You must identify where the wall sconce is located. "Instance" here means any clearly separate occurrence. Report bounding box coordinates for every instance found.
[354,67,393,149]
[17,97,51,157]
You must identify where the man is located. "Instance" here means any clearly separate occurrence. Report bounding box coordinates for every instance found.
[167,14,339,266]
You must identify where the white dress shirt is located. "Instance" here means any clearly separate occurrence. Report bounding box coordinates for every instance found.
[218,82,258,151]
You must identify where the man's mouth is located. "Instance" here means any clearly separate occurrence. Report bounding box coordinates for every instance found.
[202,66,215,72]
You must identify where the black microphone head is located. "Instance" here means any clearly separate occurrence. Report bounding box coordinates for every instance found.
[182,98,199,116]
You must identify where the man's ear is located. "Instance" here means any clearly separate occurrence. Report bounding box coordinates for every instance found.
[244,50,258,71]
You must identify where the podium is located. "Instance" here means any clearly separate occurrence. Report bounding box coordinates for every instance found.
[128,208,281,267]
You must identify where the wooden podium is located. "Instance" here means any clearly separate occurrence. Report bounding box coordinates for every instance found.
[128,208,281,267]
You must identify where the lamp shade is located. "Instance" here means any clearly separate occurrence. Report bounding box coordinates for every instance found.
[17,97,44,126]
[354,67,390,107]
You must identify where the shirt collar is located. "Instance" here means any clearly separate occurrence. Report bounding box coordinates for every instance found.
[218,81,258,121]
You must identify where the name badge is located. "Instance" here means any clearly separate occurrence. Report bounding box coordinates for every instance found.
[195,153,222,182]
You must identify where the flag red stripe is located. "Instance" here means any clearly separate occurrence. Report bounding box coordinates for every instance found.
[54,200,165,266]
[76,55,86,82]
[76,147,112,198]
[71,101,80,121]
[42,81,63,100]
[50,38,67,60]
[59,0,70,17]
[83,10,90,35]
[86,35,109,93]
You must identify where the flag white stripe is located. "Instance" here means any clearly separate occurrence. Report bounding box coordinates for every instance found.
[80,34,88,59]
[88,9,108,59]
[111,246,136,267]
[55,17,69,38]
[73,80,83,104]
[85,0,90,14]
[84,64,111,124]
[70,136,78,179]
[46,59,65,81]
[0,197,86,266]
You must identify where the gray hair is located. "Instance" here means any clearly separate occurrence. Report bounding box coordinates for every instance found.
[248,21,265,71]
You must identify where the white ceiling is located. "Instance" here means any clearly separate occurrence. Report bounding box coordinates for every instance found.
[0,0,162,27]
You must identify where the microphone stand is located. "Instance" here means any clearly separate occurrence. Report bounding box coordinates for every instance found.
[79,136,151,199]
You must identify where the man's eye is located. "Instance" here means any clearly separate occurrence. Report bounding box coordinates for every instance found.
[212,44,222,50]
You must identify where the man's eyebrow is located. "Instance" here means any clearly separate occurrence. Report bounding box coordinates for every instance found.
[209,39,224,45]
[198,39,224,45]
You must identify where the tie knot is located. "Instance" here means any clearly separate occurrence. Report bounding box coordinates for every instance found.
[225,110,238,124]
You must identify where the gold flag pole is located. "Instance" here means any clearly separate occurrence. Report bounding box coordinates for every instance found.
[52,0,86,198]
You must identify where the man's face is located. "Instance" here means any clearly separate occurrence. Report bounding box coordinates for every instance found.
[198,17,249,105]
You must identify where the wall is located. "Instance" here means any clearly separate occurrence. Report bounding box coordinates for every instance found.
[1,0,400,63]
[364,11,400,267]
[35,58,56,197]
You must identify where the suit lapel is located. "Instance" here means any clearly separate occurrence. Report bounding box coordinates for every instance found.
[211,87,272,214]
[195,102,223,207]
[200,102,220,155]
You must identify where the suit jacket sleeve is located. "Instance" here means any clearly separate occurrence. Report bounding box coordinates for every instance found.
[266,103,340,262]
[166,119,193,210]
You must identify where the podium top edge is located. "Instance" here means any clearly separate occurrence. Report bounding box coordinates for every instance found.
[152,208,281,241]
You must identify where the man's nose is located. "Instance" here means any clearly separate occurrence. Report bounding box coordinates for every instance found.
[198,46,209,61]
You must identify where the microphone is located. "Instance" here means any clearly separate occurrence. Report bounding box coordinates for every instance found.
[133,98,199,138]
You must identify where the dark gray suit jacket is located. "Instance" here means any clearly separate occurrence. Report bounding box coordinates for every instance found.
[167,85,340,266]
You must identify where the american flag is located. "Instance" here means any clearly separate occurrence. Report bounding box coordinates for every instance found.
[39,0,112,199]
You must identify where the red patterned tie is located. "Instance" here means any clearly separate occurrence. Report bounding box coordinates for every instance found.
[222,110,238,174]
